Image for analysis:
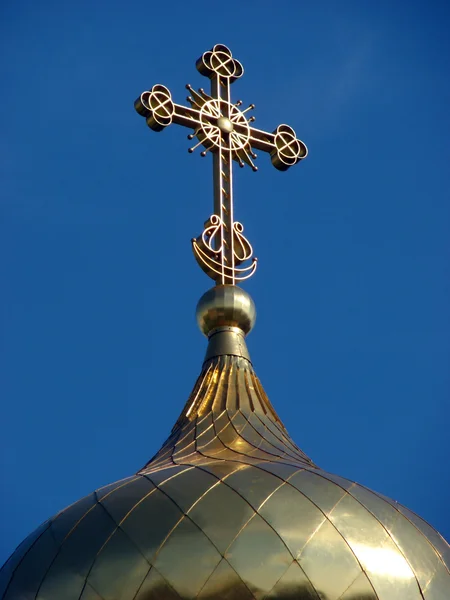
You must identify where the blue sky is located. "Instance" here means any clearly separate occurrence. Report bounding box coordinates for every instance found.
[1,0,449,565]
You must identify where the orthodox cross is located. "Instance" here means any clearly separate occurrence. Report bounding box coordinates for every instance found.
[135,44,308,285]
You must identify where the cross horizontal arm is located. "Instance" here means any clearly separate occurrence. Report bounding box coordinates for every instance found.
[135,86,201,132]
[249,125,307,157]
[135,85,307,171]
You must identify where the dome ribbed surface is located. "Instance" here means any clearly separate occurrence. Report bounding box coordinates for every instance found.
[1,352,449,600]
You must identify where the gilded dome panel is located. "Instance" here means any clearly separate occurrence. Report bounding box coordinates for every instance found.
[1,352,449,599]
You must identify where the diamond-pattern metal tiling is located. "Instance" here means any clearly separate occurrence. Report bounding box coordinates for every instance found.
[1,352,450,599]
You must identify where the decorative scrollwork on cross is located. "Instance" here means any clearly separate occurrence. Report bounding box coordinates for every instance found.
[135,44,308,285]
[197,44,244,82]
[138,85,175,130]
[272,125,306,170]
[192,215,257,282]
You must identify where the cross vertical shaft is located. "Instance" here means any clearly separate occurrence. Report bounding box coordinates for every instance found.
[211,74,235,285]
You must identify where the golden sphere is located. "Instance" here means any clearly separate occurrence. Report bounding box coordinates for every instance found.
[196,285,256,337]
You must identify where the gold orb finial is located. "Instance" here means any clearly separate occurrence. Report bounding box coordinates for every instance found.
[196,285,256,337]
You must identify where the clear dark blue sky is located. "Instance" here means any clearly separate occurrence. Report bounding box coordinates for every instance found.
[1,0,449,565]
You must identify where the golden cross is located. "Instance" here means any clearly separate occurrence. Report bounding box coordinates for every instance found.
[135,44,307,285]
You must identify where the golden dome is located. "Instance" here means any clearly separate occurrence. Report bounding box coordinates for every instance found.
[1,309,449,599]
